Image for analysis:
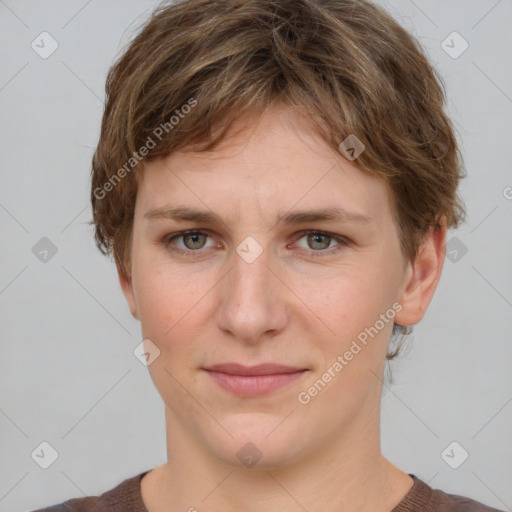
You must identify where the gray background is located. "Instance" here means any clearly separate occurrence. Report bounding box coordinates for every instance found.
[0,1,511,511]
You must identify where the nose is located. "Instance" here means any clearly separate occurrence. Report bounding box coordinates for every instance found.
[215,242,289,345]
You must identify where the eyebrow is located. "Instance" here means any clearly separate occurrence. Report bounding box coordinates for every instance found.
[144,205,372,228]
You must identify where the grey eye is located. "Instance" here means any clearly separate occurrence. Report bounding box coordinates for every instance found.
[306,233,332,250]
[181,232,208,250]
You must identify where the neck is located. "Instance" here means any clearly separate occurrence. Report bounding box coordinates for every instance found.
[142,401,413,512]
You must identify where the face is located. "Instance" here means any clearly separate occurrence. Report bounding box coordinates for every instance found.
[120,104,435,469]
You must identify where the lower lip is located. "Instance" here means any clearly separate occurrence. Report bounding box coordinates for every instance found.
[205,370,306,397]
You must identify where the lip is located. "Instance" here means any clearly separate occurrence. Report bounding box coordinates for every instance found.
[206,363,304,376]
[203,363,308,397]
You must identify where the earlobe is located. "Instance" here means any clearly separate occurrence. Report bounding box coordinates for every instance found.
[394,221,447,327]
[117,265,139,320]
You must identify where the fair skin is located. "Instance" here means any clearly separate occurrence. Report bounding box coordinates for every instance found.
[119,104,446,512]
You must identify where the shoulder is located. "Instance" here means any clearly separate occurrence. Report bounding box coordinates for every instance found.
[29,471,149,512]
[432,487,505,512]
[397,474,505,512]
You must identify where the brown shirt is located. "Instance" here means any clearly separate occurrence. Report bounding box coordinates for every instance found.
[31,472,504,512]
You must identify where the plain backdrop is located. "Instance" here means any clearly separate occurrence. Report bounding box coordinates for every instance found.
[0,1,511,511]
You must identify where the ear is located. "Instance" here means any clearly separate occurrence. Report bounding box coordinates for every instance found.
[394,219,447,327]
[117,263,139,320]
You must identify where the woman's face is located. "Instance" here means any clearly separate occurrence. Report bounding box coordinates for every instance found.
[121,105,417,469]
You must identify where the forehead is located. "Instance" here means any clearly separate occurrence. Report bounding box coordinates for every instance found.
[135,105,394,229]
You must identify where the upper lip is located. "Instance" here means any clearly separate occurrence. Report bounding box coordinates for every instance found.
[204,363,306,376]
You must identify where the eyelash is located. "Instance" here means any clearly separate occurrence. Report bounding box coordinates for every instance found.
[163,230,350,259]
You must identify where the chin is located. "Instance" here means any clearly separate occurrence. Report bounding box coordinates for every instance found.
[203,414,308,470]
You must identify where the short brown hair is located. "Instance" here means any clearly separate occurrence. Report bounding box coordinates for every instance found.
[90,0,466,357]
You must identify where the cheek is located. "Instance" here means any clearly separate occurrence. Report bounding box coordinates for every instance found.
[133,264,213,355]
[295,267,388,335]
[136,272,176,334]
[294,264,398,379]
